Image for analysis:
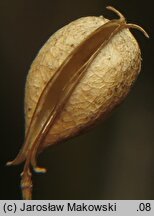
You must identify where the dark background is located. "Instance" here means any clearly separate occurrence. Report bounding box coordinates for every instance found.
[0,0,154,200]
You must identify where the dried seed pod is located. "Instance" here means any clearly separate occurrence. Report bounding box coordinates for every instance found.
[7,6,148,199]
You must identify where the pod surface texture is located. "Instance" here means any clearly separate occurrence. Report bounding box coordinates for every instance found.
[25,16,141,149]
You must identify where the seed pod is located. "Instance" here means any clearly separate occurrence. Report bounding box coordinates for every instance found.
[7,6,148,199]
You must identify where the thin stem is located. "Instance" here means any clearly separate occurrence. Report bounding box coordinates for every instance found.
[20,157,32,200]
